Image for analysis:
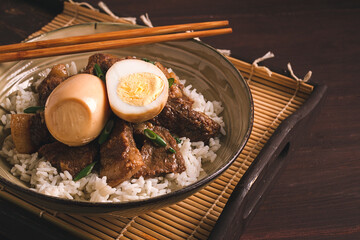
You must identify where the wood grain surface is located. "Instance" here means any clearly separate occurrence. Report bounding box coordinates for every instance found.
[0,0,359,239]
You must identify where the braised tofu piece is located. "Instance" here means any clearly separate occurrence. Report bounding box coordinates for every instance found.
[100,119,144,187]
[37,64,68,105]
[38,141,98,177]
[11,113,52,154]
[11,114,37,153]
[133,126,185,179]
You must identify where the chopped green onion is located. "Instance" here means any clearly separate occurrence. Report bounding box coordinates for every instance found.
[168,78,175,88]
[23,106,44,113]
[94,63,105,81]
[98,118,115,145]
[144,129,176,153]
[74,161,97,181]
[144,129,167,147]
[142,58,155,65]
[167,147,176,154]
[174,137,182,144]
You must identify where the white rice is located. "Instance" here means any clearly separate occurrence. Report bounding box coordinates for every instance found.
[0,62,224,202]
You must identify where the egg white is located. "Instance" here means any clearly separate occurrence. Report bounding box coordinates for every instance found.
[106,59,169,123]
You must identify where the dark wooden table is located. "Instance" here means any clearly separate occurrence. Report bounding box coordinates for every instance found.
[0,0,359,239]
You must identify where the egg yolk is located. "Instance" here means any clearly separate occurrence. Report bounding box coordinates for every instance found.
[116,72,164,106]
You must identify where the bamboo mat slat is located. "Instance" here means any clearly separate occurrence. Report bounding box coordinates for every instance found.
[0,2,314,240]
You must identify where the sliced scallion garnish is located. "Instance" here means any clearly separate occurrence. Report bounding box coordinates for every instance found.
[94,63,105,81]
[168,78,175,88]
[73,161,97,181]
[144,128,167,147]
[174,137,182,144]
[142,58,155,65]
[23,106,44,113]
[98,118,115,145]
[144,129,176,154]
[167,147,176,154]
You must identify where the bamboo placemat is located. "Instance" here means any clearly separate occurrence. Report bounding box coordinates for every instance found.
[0,2,313,240]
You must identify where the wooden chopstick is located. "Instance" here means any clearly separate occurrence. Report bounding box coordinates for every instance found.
[0,27,232,63]
[0,20,229,54]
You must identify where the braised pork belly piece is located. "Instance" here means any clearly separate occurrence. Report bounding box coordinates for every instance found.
[99,119,144,187]
[133,125,185,179]
[38,141,97,177]
[155,61,193,102]
[152,97,220,143]
[29,112,53,147]
[82,53,134,76]
[37,64,68,106]
[151,62,221,142]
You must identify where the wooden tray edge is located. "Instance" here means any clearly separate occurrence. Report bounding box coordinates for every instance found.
[209,83,328,239]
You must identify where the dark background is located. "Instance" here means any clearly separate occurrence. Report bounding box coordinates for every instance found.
[0,0,359,239]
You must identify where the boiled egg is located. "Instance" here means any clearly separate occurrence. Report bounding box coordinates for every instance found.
[106,59,169,123]
[44,74,110,146]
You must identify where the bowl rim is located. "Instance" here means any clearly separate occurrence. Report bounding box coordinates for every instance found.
[0,22,254,209]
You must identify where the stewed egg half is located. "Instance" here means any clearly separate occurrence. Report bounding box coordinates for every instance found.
[44,74,110,146]
[106,59,169,123]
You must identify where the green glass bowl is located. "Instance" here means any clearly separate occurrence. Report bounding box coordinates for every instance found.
[0,22,253,216]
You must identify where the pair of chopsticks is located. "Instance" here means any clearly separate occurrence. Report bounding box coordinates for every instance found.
[0,21,231,63]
